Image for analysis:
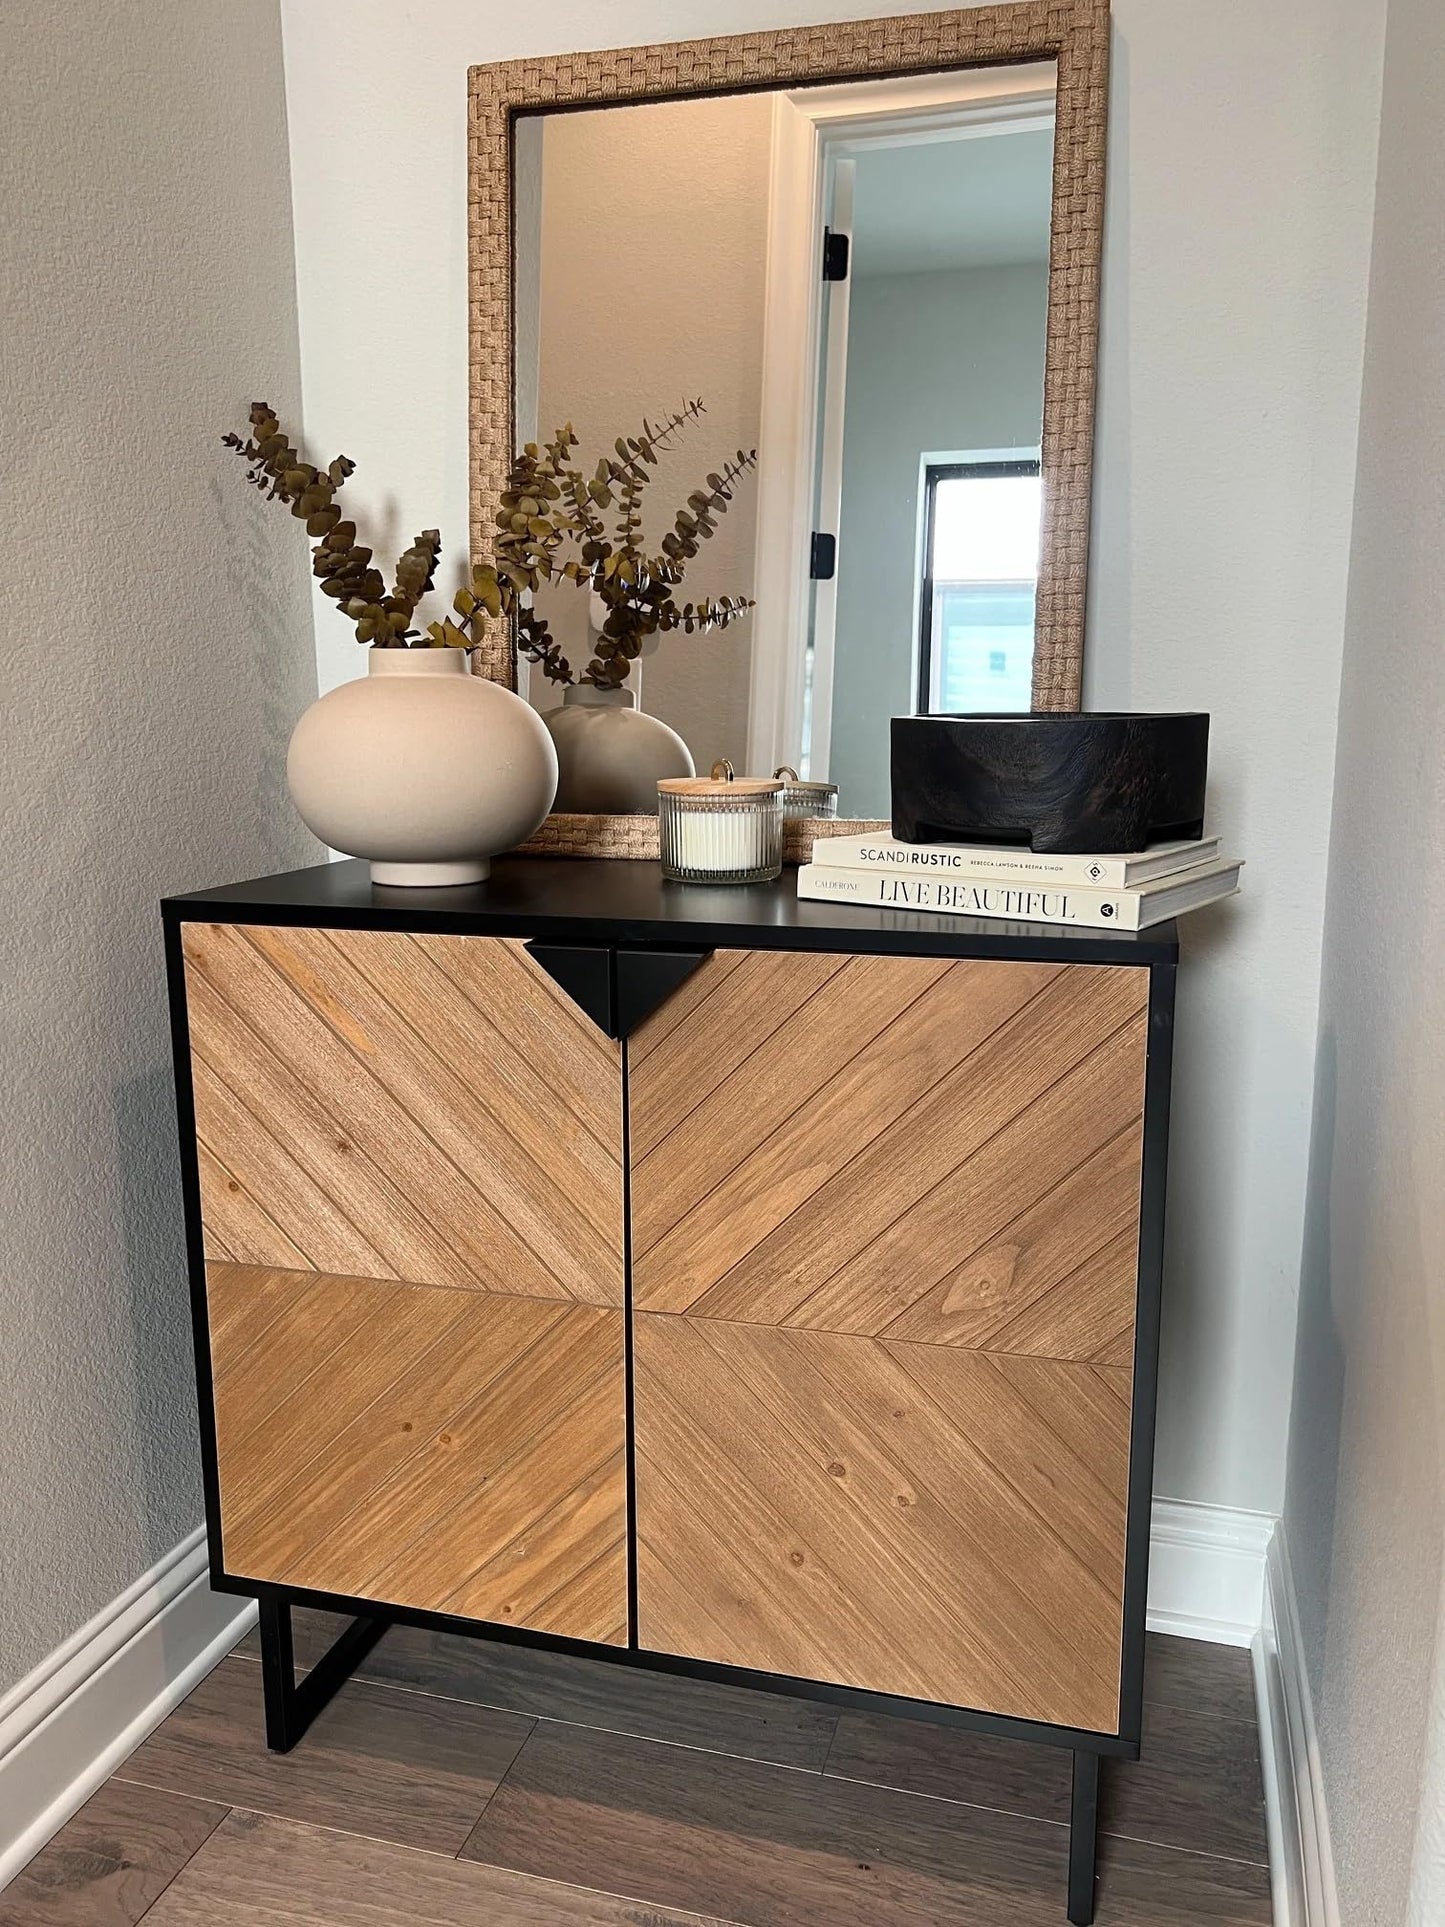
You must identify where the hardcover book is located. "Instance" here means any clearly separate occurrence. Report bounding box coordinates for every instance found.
[795,859,1243,930]
[809,834,1221,890]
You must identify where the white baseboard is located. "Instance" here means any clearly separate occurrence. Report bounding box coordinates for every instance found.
[1252,1520,1339,1927]
[1146,1497,1275,1646]
[0,1527,256,1891]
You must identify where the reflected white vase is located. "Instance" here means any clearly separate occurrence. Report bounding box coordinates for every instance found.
[286,649,558,885]
[544,684,694,814]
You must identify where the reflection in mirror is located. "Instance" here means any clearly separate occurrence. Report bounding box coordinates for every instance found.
[513,61,1057,820]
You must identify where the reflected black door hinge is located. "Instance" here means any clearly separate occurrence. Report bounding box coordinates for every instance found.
[810,532,837,581]
[822,228,850,282]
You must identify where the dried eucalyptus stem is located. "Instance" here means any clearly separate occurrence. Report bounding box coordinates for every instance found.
[223,397,758,672]
[431,399,760,688]
[222,402,440,646]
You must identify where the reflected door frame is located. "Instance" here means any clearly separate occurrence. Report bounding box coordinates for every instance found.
[746,65,1057,780]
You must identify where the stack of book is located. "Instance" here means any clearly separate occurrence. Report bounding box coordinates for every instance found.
[796,834,1242,930]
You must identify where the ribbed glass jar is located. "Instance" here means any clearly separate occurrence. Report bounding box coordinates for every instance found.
[773,765,839,820]
[658,772,783,883]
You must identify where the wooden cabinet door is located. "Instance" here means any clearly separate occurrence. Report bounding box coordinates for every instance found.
[627,947,1149,1729]
[180,923,627,1644]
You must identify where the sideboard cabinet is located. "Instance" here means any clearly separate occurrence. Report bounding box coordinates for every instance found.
[164,858,1176,1925]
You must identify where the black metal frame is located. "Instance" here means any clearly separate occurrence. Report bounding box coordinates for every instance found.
[915,455,1042,717]
[1069,1750,1103,1925]
[256,1598,386,1752]
[161,857,1179,967]
[163,869,1177,1927]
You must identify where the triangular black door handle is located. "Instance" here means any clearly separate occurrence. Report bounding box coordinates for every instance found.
[615,948,711,1040]
[524,943,616,1037]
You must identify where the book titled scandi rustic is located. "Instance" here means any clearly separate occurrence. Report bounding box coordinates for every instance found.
[795,858,1243,930]
[808,833,1221,889]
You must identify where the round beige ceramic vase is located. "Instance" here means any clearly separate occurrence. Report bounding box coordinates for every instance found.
[544,684,694,813]
[286,649,558,885]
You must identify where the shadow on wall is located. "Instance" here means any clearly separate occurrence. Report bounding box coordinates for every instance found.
[1150,893,1263,1486]
[112,1061,204,1572]
[211,469,321,865]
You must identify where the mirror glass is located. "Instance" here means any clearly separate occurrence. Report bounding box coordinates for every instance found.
[514,61,1057,820]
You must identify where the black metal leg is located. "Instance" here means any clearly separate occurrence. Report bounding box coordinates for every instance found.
[257,1596,386,1753]
[1068,1749,1101,1925]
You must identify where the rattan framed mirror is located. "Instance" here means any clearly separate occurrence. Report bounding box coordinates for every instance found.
[468,0,1109,859]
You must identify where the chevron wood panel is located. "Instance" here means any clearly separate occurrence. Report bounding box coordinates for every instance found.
[633,950,967,1211]
[207,1262,626,1643]
[630,950,1150,1727]
[628,948,849,1162]
[632,956,1063,1314]
[635,1315,1131,1729]
[629,952,1148,1353]
[882,1125,1144,1360]
[182,924,622,1306]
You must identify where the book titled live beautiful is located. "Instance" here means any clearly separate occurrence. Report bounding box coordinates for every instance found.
[795,858,1244,930]
[809,833,1220,889]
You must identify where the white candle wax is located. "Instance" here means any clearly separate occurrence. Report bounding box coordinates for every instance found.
[671,806,764,876]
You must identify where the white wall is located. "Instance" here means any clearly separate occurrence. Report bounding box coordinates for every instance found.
[831,261,1048,817]
[1084,0,1384,1510]
[1,0,315,1689]
[530,95,771,770]
[1282,0,1445,1914]
[278,0,1387,1519]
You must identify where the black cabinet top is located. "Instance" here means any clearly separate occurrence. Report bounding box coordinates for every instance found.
[164,857,1178,967]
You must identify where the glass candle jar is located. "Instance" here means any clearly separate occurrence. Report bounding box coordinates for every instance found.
[773,765,840,820]
[658,766,783,883]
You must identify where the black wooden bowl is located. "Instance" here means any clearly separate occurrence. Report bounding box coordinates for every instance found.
[890,712,1210,855]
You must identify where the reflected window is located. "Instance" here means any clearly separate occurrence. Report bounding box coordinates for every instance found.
[918,460,1041,714]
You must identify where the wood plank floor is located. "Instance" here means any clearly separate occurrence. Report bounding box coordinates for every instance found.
[1,1617,1272,1926]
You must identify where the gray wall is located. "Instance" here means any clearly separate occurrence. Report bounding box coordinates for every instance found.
[830,262,1048,817]
[1282,0,1445,1913]
[1084,0,1383,1514]
[528,93,772,772]
[0,0,317,1690]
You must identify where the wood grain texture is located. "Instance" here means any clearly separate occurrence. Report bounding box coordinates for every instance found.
[890,712,1209,855]
[635,1316,1130,1729]
[1100,1698,1271,1865]
[630,951,1147,1730]
[143,1810,745,1927]
[236,1607,839,1769]
[881,1123,1143,1358]
[183,922,629,1636]
[0,1780,227,1927]
[633,954,1066,1315]
[826,1707,1073,1822]
[182,923,622,1305]
[207,1265,626,1640]
[46,1631,1270,1927]
[628,948,849,1161]
[629,953,1147,1335]
[115,1658,532,1855]
[465,1716,1068,1927]
[824,1689,1269,1869]
[633,950,962,1212]
[1142,1632,1258,1726]
[462,1716,1273,1926]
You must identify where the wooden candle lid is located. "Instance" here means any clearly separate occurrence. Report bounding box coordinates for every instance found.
[658,760,783,800]
[657,776,784,798]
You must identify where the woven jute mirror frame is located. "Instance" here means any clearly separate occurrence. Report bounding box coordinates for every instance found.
[468,0,1109,860]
